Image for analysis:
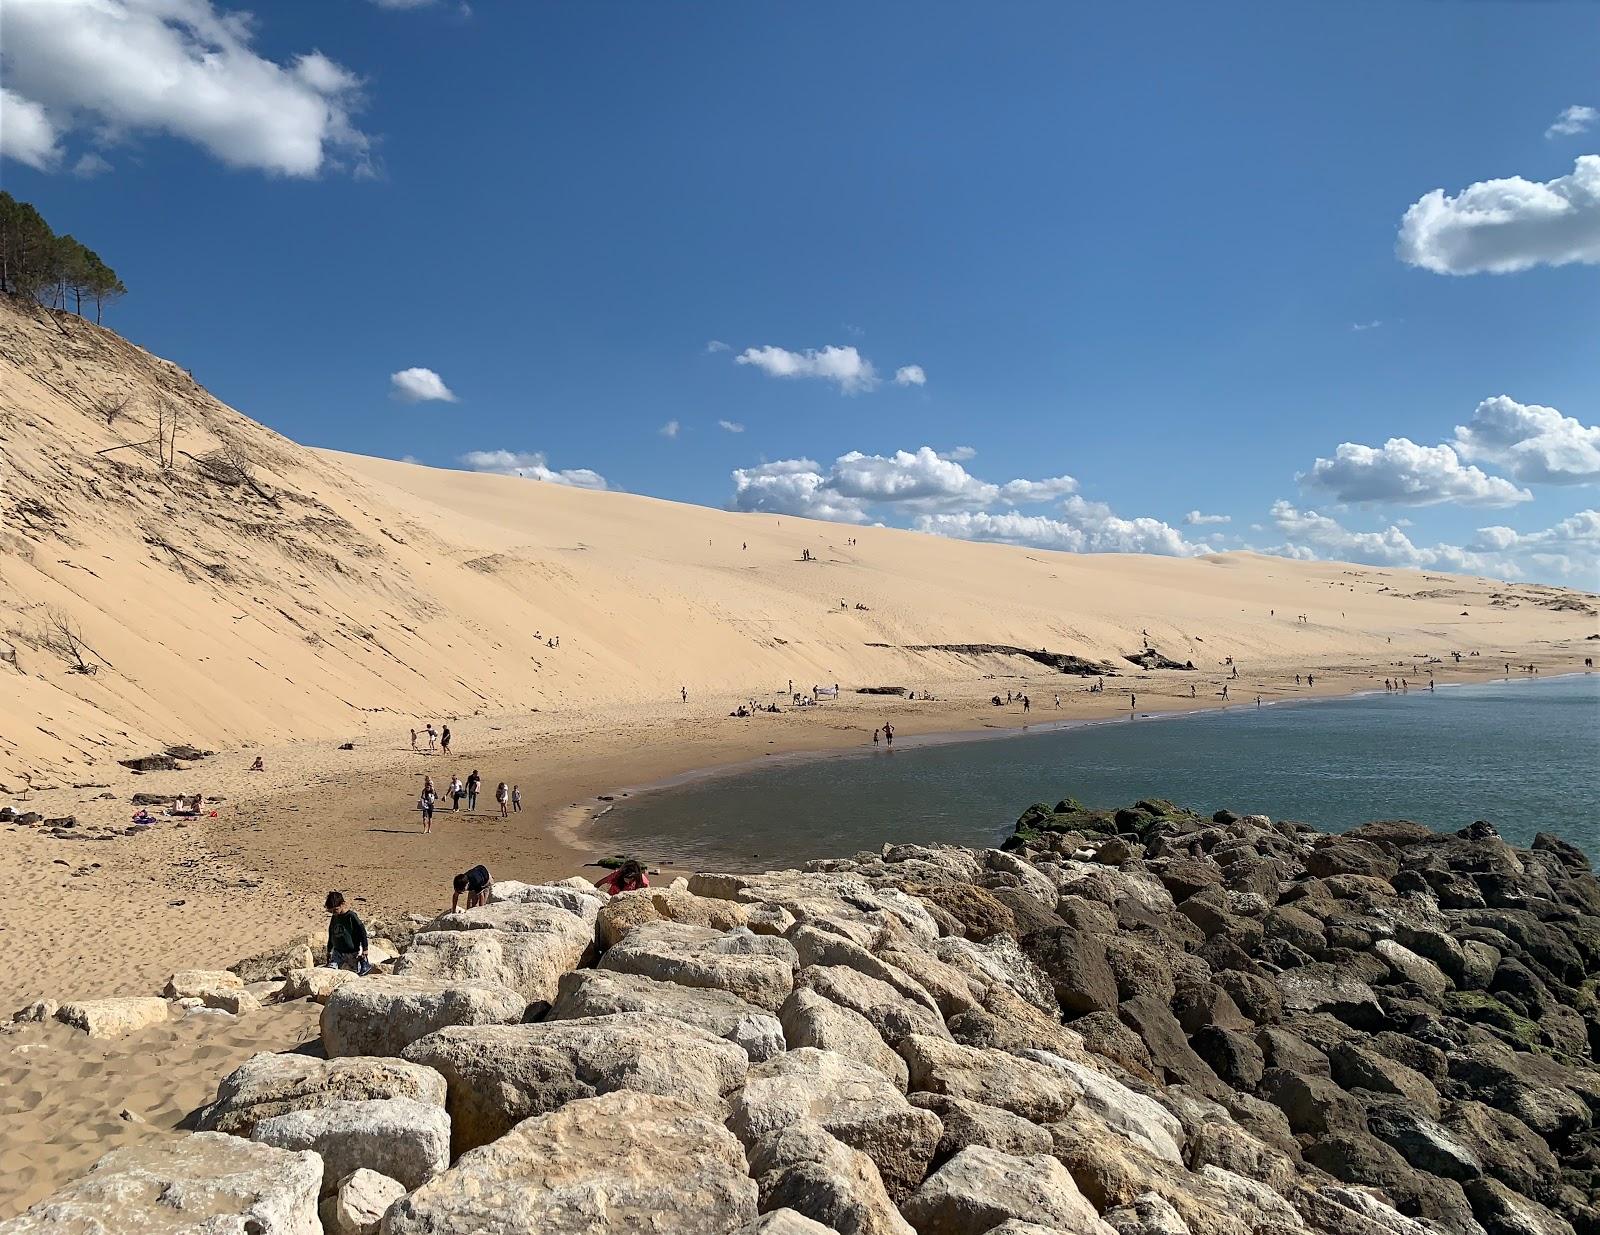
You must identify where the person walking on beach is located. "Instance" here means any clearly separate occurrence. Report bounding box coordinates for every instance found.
[448,775,463,811]
[681,686,688,703]
[440,725,451,755]
[873,728,880,745]
[451,864,493,912]
[1023,695,1031,713]
[1054,693,1060,709]
[1221,684,1229,700]
[511,785,522,812]
[496,782,509,818]
[1307,674,1314,687]
[324,892,370,975]
[419,782,436,833]
[466,770,481,812]
[410,728,418,751]
[883,722,894,746]
[425,724,437,751]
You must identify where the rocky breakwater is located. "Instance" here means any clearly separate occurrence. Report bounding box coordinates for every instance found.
[3,803,1598,1235]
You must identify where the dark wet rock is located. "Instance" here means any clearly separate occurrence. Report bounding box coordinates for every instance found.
[119,753,180,771]
[1259,1067,1367,1138]
[1189,1026,1264,1091]
[1019,926,1118,1016]
[1329,1041,1441,1116]
[1366,1102,1483,1181]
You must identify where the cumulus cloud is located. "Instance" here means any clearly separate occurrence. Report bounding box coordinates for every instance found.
[717,419,744,433]
[1452,395,1600,486]
[1397,156,1600,275]
[829,447,1000,512]
[389,367,457,403]
[659,419,680,438]
[728,458,872,523]
[0,0,371,177]
[1471,509,1599,579]
[0,86,61,169]
[1302,438,1530,507]
[917,497,1203,558]
[735,344,879,393]
[458,450,608,490]
[1184,511,1230,526]
[940,446,977,462]
[893,364,927,387]
[1546,105,1597,140]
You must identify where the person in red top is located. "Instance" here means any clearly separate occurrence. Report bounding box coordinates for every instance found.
[596,859,649,896]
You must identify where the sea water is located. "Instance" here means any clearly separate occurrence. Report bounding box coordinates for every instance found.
[589,673,1600,871]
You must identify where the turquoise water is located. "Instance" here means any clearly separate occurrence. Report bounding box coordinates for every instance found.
[589,674,1600,871]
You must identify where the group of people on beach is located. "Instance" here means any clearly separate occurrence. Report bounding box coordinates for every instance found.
[417,770,520,833]
[410,724,453,754]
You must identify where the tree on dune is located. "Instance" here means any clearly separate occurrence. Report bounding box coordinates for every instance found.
[0,192,126,321]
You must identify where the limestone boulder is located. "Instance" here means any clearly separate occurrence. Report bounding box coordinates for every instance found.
[900,1146,1114,1235]
[689,870,940,949]
[251,1097,449,1195]
[321,1169,405,1235]
[599,921,798,1011]
[54,997,169,1038]
[909,1093,1055,1164]
[279,966,359,1003]
[795,965,949,1043]
[197,1052,446,1137]
[394,922,589,1009]
[746,1122,914,1235]
[930,934,1061,1019]
[597,886,750,947]
[1024,1052,1183,1166]
[898,1035,1081,1125]
[487,879,604,924]
[202,988,263,1015]
[1101,1193,1190,1235]
[402,1012,748,1155]
[789,926,947,1019]
[166,969,244,999]
[320,976,526,1057]
[1019,926,1119,1016]
[381,1091,758,1234]
[0,1131,320,1234]
[429,898,596,936]
[730,1047,942,1200]
[230,936,318,984]
[734,1211,840,1235]
[551,967,784,1061]
[781,986,909,1089]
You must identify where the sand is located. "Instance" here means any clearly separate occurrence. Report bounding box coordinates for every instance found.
[1,299,1597,1216]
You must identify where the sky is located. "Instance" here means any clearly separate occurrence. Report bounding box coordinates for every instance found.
[2,0,1598,587]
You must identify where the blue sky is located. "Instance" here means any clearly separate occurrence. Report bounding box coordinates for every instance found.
[3,0,1597,584]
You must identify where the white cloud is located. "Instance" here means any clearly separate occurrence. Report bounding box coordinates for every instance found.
[458,450,608,490]
[370,0,434,7]
[729,458,872,523]
[1351,320,1382,332]
[1302,437,1530,508]
[0,87,61,169]
[717,419,744,433]
[659,419,680,438]
[1546,105,1597,140]
[71,150,111,177]
[1266,501,1509,575]
[1397,155,1600,275]
[1184,511,1230,525]
[735,344,879,393]
[1452,395,1600,486]
[917,497,1204,558]
[0,0,370,177]
[940,446,977,462]
[1267,500,1600,582]
[705,340,730,354]
[830,447,999,512]
[893,364,927,387]
[389,367,457,403]
[997,476,1078,504]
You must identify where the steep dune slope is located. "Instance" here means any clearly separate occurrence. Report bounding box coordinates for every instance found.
[1,298,1592,786]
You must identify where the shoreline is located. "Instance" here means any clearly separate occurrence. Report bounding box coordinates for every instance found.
[1,648,1592,1011]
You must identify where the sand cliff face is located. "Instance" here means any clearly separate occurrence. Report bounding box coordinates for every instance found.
[1,297,1594,786]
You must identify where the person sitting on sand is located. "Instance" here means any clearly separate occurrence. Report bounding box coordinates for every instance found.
[171,794,201,817]
[596,859,649,896]
[451,864,493,912]
[249,756,265,772]
[324,891,371,974]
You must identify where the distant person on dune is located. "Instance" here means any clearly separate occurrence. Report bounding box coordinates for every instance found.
[249,756,265,772]
[425,724,437,751]
[440,726,452,755]
[596,859,649,895]
[324,892,370,975]
[409,729,417,751]
[451,864,493,912]
[681,686,688,703]
[512,785,522,812]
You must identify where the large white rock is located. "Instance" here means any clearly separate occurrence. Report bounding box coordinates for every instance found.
[897,1035,1081,1124]
[599,921,798,1012]
[320,976,526,1056]
[729,1047,942,1201]
[487,879,604,924]
[901,1145,1115,1235]
[734,1211,839,1235]
[54,997,170,1039]
[689,871,941,948]
[401,1012,749,1154]
[165,969,244,999]
[551,967,785,1062]
[198,1052,447,1137]
[597,887,751,947]
[321,1169,406,1235]
[428,900,597,938]
[395,922,590,1008]
[779,986,909,1089]
[1024,1051,1184,1166]
[381,1091,758,1234]
[795,965,949,1043]
[0,1131,320,1233]
[251,1098,449,1195]
[279,967,359,1004]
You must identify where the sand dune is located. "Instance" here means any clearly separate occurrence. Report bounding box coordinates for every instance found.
[3,297,1593,793]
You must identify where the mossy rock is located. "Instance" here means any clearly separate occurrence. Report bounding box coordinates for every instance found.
[1135,798,1181,818]
[1054,797,1086,814]
[1017,802,1056,829]
[1443,991,1541,1045]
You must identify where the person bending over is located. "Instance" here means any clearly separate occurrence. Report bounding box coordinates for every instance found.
[596,859,649,896]
[452,864,493,912]
[324,891,370,974]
